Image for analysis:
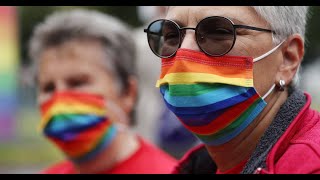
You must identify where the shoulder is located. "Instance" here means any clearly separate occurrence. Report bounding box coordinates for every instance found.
[109,136,178,174]
[137,136,178,164]
[173,144,217,174]
[292,93,320,146]
[275,99,320,173]
[275,143,320,173]
[40,160,76,174]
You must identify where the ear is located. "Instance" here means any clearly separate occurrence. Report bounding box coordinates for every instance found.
[120,76,138,115]
[276,34,305,86]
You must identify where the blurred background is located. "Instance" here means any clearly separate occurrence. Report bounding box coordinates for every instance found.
[0,6,319,174]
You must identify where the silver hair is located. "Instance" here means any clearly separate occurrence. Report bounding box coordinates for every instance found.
[28,9,136,92]
[252,6,310,88]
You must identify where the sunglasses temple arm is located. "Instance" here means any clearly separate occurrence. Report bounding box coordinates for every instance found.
[144,29,163,36]
[234,25,275,33]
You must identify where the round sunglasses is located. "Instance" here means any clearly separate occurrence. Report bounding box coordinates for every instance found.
[144,16,275,58]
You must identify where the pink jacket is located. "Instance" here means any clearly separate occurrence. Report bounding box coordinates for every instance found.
[173,92,320,174]
[257,93,320,174]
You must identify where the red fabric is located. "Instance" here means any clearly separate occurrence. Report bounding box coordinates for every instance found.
[41,136,178,174]
[40,91,105,114]
[259,93,320,174]
[216,158,248,174]
[173,92,320,174]
[180,93,260,134]
[40,161,74,174]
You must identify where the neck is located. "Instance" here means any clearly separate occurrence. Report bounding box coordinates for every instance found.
[206,89,288,172]
[75,128,140,174]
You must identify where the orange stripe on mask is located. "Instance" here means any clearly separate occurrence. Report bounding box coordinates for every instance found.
[160,58,253,80]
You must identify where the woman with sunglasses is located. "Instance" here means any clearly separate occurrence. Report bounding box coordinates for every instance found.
[144,6,320,174]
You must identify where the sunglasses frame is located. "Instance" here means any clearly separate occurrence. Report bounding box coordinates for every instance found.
[144,16,275,58]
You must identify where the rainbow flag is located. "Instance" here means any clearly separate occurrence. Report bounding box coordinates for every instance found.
[0,6,19,140]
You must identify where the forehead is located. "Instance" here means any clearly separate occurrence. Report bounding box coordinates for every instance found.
[39,39,107,66]
[37,39,111,78]
[166,6,266,26]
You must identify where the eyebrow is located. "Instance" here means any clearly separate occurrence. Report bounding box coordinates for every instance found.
[225,17,246,25]
[201,11,248,25]
[173,16,247,26]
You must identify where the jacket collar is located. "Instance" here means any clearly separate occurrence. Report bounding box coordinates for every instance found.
[174,89,308,174]
[242,89,309,174]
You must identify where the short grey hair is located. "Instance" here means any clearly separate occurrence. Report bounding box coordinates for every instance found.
[28,9,137,125]
[252,6,310,88]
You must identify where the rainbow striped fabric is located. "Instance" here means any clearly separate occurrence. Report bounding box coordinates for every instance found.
[156,49,267,146]
[0,7,19,139]
[39,91,117,162]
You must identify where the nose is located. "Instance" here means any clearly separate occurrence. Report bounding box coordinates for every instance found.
[179,30,201,52]
[55,81,68,93]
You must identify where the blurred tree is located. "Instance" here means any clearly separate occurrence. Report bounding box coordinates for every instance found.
[303,6,320,65]
[18,6,141,66]
[18,6,56,66]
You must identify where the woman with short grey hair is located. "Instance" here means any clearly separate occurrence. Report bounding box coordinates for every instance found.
[143,6,320,174]
[29,9,177,174]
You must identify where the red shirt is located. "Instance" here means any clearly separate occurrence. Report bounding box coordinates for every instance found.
[41,136,177,174]
[216,159,248,174]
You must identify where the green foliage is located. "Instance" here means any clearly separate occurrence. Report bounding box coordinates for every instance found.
[18,6,56,66]
[304,6,320,65]
[18,6,142,66]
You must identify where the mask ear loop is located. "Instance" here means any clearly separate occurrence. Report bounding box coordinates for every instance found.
[253,40,285,62]
[252,40,285,100]
[262,84,276,100]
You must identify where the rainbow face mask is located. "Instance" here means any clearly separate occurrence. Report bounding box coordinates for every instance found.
[156,43,283,146]
[39,91,117,163]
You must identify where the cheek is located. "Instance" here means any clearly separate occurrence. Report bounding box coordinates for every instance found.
[37,93,51,107]
[253,63,267,95]
[253,56,280,96]
[88,74,121,101]
[228,42,250,56]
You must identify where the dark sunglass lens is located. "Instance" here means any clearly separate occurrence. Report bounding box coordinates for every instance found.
[147,20,180,58]
[197,17,235,56]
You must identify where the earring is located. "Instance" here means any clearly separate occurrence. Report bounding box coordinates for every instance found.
[279,79,286,91]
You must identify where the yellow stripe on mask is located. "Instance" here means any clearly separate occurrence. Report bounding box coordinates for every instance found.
[156,73,253,88]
